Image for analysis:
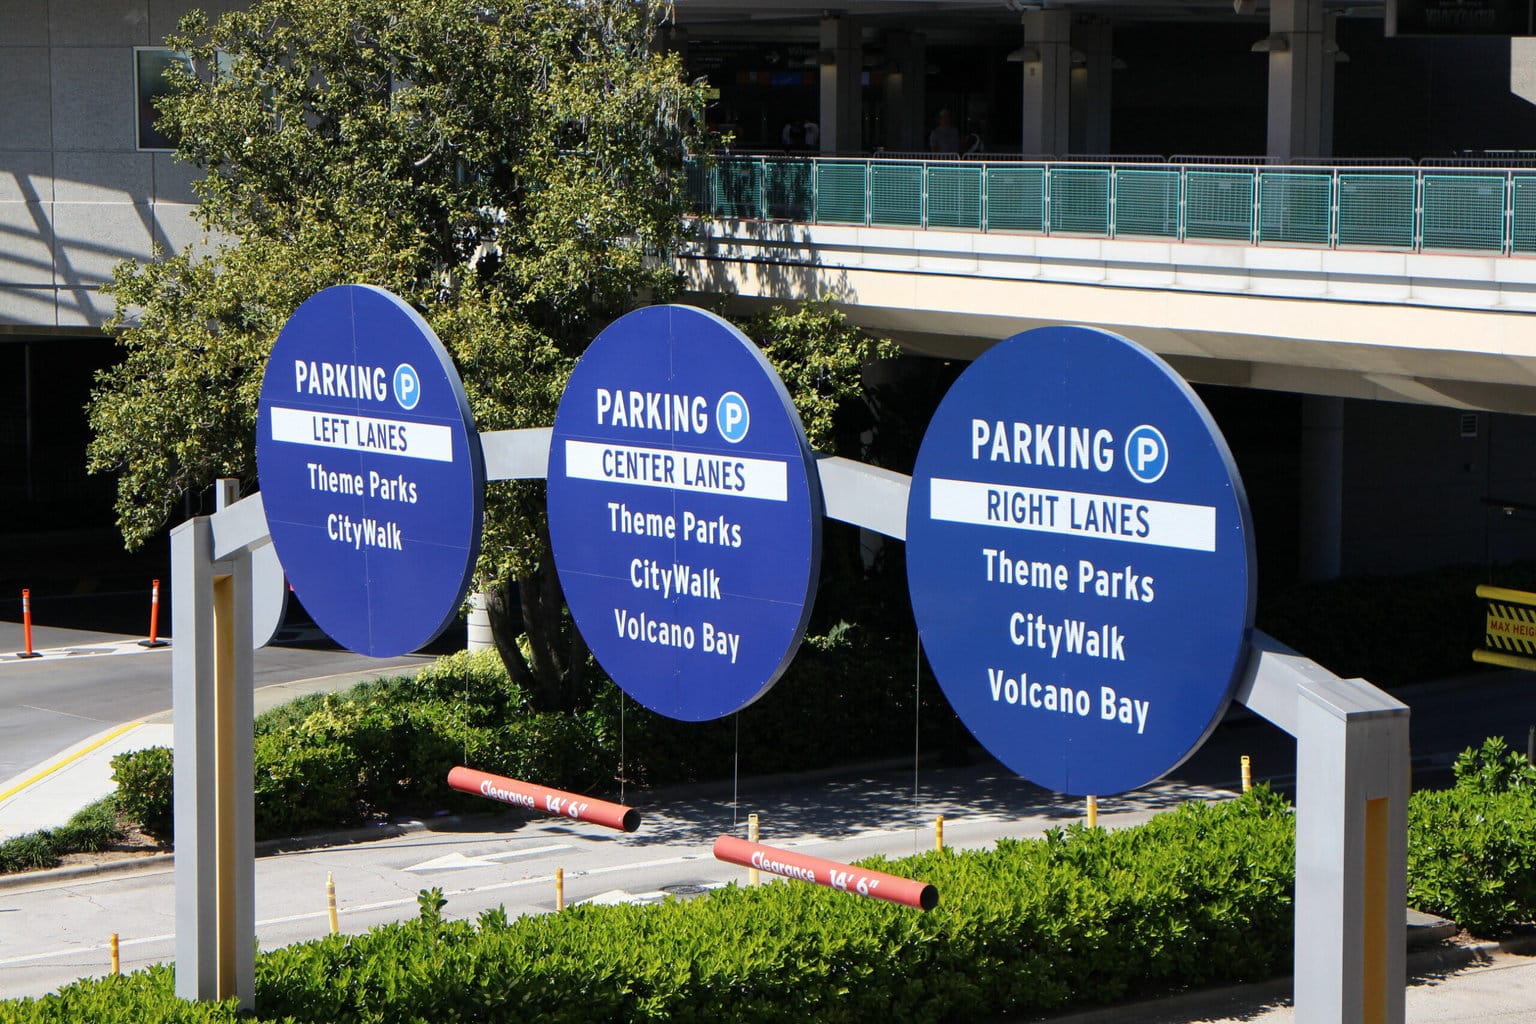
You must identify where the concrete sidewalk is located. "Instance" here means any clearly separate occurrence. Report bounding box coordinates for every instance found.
[1042,937,1536,1023]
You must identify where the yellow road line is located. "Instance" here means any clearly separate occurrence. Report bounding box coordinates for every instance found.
[0,721,144,806]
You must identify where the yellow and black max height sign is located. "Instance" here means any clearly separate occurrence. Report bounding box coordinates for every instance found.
[1475,585,1536,672]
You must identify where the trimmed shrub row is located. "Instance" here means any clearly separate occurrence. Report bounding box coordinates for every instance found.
[0,798,125,874]
[1406,736,1536,935]
[0,788,1296,1024]
[110,636,967,844]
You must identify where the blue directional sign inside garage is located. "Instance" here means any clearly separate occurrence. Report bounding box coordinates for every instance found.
[256,285,484,658]
[906,326,1255,795]
[546,305,822,721]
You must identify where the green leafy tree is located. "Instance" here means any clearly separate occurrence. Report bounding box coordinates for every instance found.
[89,0,706,710]
[87,0,897,711]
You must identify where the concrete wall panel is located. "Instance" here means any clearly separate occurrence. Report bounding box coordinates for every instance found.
[52,200,152,285]
[1,0,52,46]
[0,202,57,286]
[50,0,149,47]
[152,152,201,203]
[54,151,154,203]
[150,0,244,42]
[0,286,61,327]
[54,284,114,328]
[0,48,54,150]
[51,47,137,152]
[152,201,203,253]
[0,151,54,203]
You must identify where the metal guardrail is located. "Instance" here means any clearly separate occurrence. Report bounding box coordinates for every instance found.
[689,155,1536,256]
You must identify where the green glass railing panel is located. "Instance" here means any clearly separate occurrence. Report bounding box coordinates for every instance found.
[1512,177,1536,254]
[928,164,983,229]
[984,166,1046,231]
[870,162,924,226]
[763,159,814,221]
[1050,167,1110,234]
[1258,172,1332,245]
[685,161,710,211]
[712,159,764,219]
[1114,169,1180,238]
[1422,174,1506,251]
[815,162,868,225]
[1185,171,1253,241]
[1336,173,1416,249]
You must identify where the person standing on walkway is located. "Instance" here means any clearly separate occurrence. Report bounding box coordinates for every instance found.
[929,109,960,154]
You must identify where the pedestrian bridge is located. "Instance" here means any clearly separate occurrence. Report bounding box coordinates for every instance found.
[680,155,1536,414]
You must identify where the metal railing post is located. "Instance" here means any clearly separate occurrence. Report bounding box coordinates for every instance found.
[1330,167,1340,250]
[1252,166,1262,246]
[1108,163,1118,239]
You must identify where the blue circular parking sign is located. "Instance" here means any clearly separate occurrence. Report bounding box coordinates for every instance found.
[547,305,822,721]
[906,326,1254,795]
[256,285,484,657]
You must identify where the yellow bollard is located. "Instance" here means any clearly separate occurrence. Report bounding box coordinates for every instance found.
[556,867,565,911]
[1086,795,1098,828]
[326,872,339,935]
[1241,755,1253,794]
[748,813,760,886]
[935,815,945,851]
[110,932,120,976]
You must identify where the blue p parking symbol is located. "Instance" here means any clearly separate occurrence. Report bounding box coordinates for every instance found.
[1125,424,1168,483]
[393,364,421,410]
[716,391,750,443]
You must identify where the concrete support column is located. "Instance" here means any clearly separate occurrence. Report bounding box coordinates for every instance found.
[1264,0,1328,161]
[819,16,863,154]
[1300,395,1344,580]
[1070,18,1113,155]
[883,30,927,152]
[1320,14,1342,156]
[1020,10,1071,157]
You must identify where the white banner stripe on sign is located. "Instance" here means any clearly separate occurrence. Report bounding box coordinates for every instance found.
[565,439,788,502]
[929,477,1217,552]
[269,406,454,462]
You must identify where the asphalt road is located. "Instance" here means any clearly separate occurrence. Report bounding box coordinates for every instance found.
[0,758,1231,1000]
[0,620,439,783]
[3,600,1536,1005]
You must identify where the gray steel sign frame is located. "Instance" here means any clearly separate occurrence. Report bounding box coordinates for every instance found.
[175,433,1408,1024]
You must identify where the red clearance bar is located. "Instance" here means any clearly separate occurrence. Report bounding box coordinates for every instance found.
[447,766,641,833]
[712,835,939,911]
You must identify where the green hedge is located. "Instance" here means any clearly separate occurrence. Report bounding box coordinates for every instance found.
[1407,737,1536,935]
[0,798,125,874]
[0,788,1295,1024]
[110,635,965,844]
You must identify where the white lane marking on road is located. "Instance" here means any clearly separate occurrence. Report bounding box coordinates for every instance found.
[0,640,170,664]
[401,844,572,872]
[0,850,719,967]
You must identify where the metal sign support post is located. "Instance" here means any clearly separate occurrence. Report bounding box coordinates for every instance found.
[1237,635,1410,1024]
[172,493,263,1007]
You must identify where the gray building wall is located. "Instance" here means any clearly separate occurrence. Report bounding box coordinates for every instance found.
[0,0,237,332]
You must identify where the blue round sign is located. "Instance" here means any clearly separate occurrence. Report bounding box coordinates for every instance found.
[906,326,1255,795]
[256,285,484,657]
[547,305,822,721]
